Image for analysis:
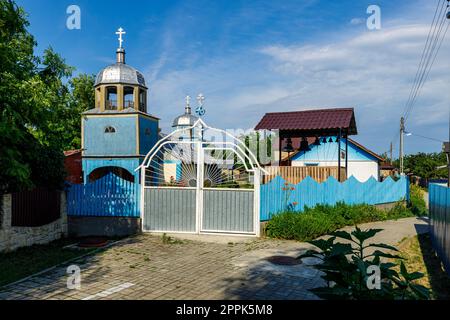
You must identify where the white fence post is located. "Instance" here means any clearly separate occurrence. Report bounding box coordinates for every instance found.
[254,168,261,237]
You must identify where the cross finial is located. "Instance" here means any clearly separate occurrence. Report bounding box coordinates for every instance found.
[185,95,192,114]
[197,93,205,107]
[116,27,126,48]
[185,95,191,107]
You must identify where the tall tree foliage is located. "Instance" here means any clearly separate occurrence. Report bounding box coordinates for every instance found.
[393,152,447,179]
[0,0,94,193]
[404,152,447,179]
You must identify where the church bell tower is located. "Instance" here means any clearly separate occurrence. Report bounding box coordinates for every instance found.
[81,28,159,183]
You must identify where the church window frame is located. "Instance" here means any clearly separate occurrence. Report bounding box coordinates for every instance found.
[104,126,116,134]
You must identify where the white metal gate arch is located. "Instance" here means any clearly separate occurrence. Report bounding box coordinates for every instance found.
[136,119,267,236]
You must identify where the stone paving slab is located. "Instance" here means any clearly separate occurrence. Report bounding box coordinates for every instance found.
[0,235,321,300]
[0,217,428,300]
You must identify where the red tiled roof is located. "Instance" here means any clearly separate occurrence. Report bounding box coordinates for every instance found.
[255,108,357,134]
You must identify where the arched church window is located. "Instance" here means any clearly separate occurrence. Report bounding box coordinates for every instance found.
[139,89,146,112]
[124,87,134,108]
[104,126,116,133]
[106,87,118,110]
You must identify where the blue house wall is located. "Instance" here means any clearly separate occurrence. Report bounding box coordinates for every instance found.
[139,116,159,155]
[292,138,378,162]
[82,114,159,182]
[83,116,137,156]
[82,158,141,183]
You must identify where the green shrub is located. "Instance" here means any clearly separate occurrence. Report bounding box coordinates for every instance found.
[266,202,414,242]
[299,227,430,300]
[409,184,428,216]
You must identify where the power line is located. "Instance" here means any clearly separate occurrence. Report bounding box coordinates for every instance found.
[403,0,446,121]
[403,0,447,120]
[409,133,445,143]
[387,0,450,152]
[405,3,450,121]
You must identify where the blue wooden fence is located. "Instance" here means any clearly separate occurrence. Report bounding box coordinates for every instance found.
[260,175,410,221]
[67,173,140,217]
[429,183,450,275]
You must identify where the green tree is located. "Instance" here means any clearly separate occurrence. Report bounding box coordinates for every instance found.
[64,74,95,150]
[0,0,93,192]
[395,152,447,179]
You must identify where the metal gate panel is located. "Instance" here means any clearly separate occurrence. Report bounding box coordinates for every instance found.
[143,188,196,232]
[202,189,255,233]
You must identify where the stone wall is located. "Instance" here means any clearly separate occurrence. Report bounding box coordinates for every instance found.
[0,192,68,253]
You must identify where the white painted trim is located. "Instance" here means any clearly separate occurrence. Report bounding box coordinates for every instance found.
[136,118,267,174]
[140,162,145,224]
[143,186,197,190]
[139,119,264,237]
[143,230,197,235]
[254,168,261,238]
[199,231,257,237]
[196,140,203,234]
[203,188,253,192]
[143,230,257,237]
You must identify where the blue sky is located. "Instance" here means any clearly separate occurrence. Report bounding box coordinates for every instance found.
[17,0,450,156]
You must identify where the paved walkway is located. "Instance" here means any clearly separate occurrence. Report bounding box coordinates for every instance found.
[0,217,428,300]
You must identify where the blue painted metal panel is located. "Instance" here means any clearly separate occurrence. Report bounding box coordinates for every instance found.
[83,116,137,156]
[82,158,141,182]
[67,173,140,217]
[260,175,409,221]
[139,116,159,155]
[429,183,450,275]
[292,138,378,162]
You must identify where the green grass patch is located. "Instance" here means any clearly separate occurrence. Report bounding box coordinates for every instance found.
[409,184,428,216]
[0,238,96,288]
[395,234,450,300]
[266,202,415,242]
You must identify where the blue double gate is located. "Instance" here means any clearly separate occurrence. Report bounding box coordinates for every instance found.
[429,183,450,275]
[260,175,410,221]
[67,173,140,217]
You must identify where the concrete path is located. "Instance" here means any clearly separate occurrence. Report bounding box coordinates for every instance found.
[0,217,428,300]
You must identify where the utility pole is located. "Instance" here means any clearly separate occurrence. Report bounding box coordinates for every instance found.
[390,142,393,164]
[446,4,450,187]
[399,117,405,175]
[445,10,450,187]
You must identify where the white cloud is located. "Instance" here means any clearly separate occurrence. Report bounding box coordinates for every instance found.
[258,24,450,153]
[146,20,450,154]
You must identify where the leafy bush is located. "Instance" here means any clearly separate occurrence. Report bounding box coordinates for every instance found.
[409,184,428,216]
[266,202,414,242]
[299,227,430,300]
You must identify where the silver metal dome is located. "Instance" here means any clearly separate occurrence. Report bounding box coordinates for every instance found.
[95,63,146,87]
[172,113,199,128]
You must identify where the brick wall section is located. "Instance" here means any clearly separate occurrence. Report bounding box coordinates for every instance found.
[0,192,68,253]
[64,151,82,184]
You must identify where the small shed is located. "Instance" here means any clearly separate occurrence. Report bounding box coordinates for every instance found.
[255,108,358,181]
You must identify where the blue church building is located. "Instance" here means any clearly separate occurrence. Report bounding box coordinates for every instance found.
[81,37,159,184]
